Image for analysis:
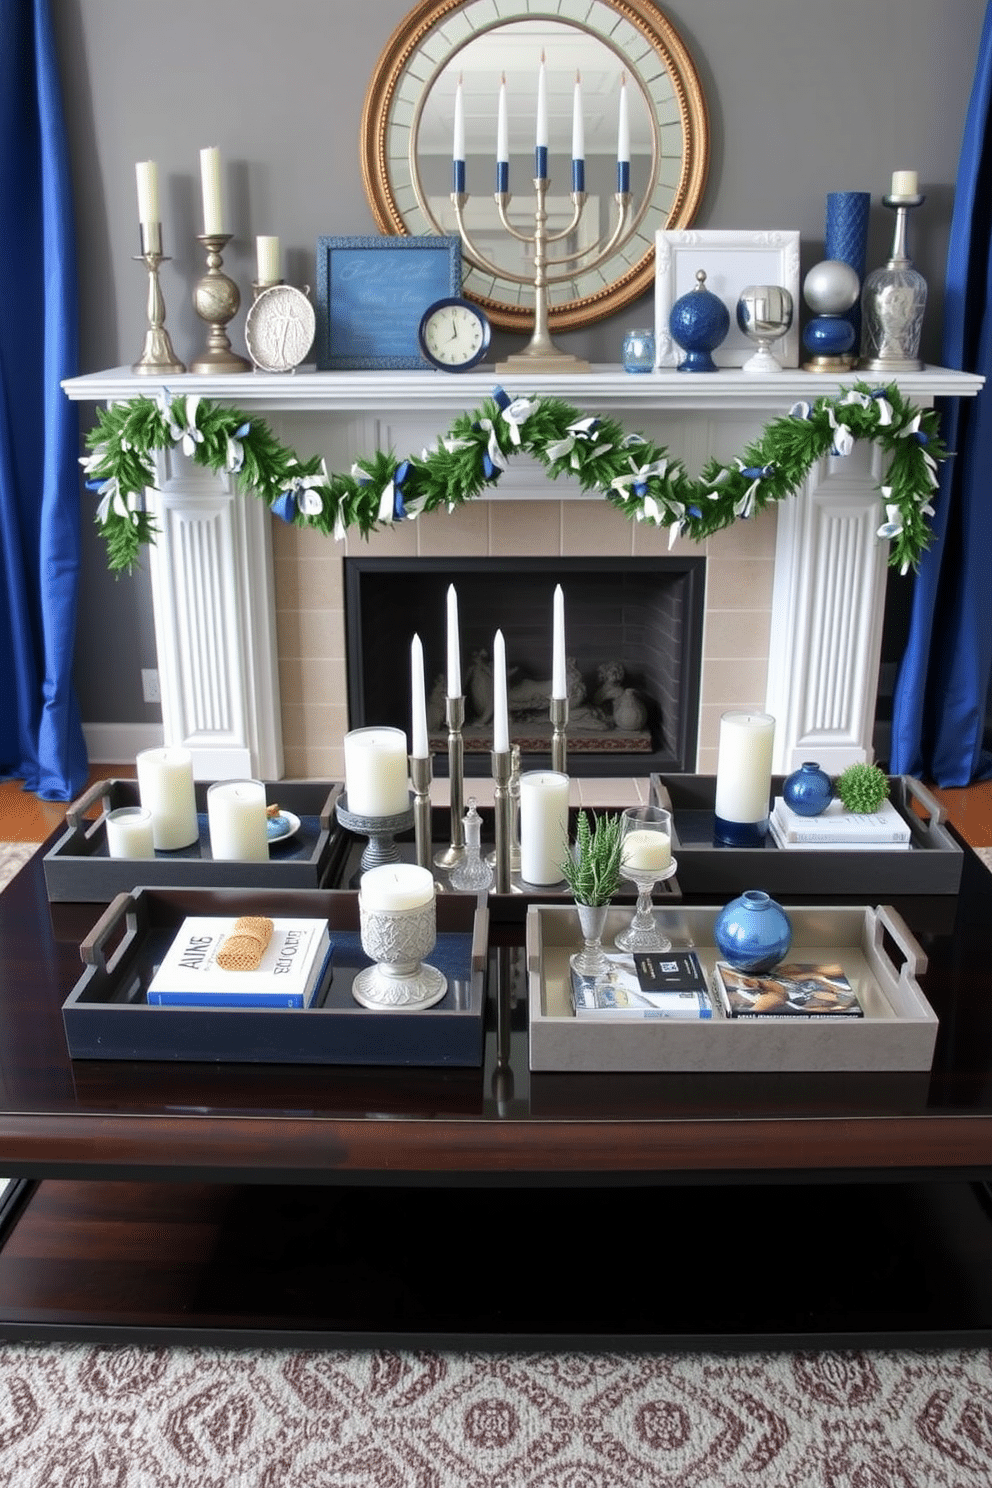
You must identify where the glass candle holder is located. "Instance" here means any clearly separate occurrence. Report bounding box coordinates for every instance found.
[105,806,155,859]
[622,327,655,372]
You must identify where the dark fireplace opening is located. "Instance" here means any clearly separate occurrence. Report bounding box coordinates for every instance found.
[344,556,705,777]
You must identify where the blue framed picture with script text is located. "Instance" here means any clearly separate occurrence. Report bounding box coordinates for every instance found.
[315,235,462,370]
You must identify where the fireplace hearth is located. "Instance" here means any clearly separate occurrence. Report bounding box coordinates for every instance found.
[345,556,704,777]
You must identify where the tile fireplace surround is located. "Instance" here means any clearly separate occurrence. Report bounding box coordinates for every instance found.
[64,366,982,783]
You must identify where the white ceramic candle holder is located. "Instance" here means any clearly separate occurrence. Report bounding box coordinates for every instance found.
[104,806,155,859]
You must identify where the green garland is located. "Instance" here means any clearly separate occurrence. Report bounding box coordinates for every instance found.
[82,382,947,575]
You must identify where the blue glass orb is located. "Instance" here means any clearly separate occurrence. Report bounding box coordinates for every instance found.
[670,269,730,373]
[782,761,833,817]
[714,890,792,974]
[803,315,856,358]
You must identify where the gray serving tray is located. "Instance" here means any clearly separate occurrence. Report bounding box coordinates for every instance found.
[650,774,963,896]
[63,886,488,1066]
[43,779,344,901]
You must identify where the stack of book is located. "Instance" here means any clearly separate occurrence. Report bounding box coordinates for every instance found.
[769,795,912,852]
[147,915,333,1008]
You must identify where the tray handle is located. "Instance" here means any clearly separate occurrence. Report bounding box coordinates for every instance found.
[320,782,343,830]
[901,775,947,831]
[869,903,929,983]
[80,891,139,974]
[65,777,114,834]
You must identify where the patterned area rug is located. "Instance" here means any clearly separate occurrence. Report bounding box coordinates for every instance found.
[2,1344,992,1486]
[0,841,36,891]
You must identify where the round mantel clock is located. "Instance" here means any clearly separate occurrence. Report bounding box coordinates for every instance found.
[244,284,316,373]
[418,296,491,372]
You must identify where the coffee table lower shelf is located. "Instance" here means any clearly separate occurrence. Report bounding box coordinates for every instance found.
[2,1176,992,1350]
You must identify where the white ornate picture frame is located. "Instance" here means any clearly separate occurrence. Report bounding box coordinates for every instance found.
[654,229,801,368]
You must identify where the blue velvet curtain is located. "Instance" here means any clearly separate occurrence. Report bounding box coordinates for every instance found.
[889,1,992,786]
[0,0,87,802]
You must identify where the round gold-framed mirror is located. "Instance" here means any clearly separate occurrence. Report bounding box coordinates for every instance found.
[361,0,709,332]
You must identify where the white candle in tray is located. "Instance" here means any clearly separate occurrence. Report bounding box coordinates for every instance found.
[105,806,155,859]
[360,863,435,912]
[206,779,269,861]
[344,726,410,817]
[136,746,198,851]
[519,770,569,886]
[714,711,775,825]
[621,828,671,872]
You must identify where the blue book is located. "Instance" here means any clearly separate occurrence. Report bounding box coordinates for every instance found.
[146,916,332,1008]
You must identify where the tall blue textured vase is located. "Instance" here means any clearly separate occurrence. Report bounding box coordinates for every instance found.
[825,191,871,357]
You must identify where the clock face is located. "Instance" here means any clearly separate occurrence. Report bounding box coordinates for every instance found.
[418,297,491,371]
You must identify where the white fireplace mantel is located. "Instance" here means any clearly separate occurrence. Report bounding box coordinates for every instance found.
[64,364,984,779]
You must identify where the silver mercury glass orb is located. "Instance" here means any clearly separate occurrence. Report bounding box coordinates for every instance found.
[803,259,860,316]
[736,284,794,373]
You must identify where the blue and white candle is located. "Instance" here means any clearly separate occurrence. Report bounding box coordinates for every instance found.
[714,711,776,846]
[617,74,630,194]
[571,71,585,193]
[535,53,548,180]
[452,74,466,193]
[496,73,509,193]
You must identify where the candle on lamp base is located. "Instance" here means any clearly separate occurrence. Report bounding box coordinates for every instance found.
[136,746,198,851]
[713,710,776,846]
[519,770,570,886]
[207,779,269,861]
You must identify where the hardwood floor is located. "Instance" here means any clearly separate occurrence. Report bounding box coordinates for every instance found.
[1,764,990,849]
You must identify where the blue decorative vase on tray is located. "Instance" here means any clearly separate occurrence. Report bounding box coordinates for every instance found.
[782,761,833,817]
[669,269,730,372]
[714,890,792,974]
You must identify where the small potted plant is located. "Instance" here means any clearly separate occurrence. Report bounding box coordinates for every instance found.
[559,810,625,977]
[835,762,890,815]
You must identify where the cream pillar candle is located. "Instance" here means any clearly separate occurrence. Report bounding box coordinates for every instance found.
[714,710,775,842]
[256,235,280,283]
[105,806,155,859]
[199,146,223,234]
[621,828,671,872]
[519,770,569,885]
[360,862,435,911]
[891,169,918,197]
[136,746,198,850]
[206,779,269,861]
[344,726,410,817]
[135,161,159,226]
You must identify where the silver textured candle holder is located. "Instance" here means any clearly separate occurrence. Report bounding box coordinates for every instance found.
[132,223,185,375]
[353,894,447,1011]
[335,793,415,876]
[191,232,251,374]
[550,696,568,775]
[410,754,433,871]
[860,192,927,372]
[492,747,513,893]
[434,695,466,871]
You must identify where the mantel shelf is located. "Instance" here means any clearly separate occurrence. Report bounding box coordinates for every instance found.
[62,363,984,416]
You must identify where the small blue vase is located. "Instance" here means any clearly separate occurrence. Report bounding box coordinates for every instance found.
[714,890,792,974]
[782,761,833,817]
[670,269,730,372]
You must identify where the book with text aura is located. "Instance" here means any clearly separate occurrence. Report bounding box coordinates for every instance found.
[147,916,332,1008]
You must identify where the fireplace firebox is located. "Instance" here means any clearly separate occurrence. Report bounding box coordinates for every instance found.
[344,557,704,777]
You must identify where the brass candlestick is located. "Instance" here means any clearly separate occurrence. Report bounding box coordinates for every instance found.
[492,747,513,893]
[132,223,185,375]
[434,695,466,870]
[410,753,433,871]
[191,232,250,374]
[550,696,568,775]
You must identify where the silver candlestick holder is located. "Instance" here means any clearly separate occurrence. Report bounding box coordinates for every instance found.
[334,793,415,879]
[132,223,185,375]
[550,696,569,775]
[410,754,433,871]
[450,177,631,373]
[434,695,466,871]
[860,192,927,372]
[191,232,251,374]
[492,747,513,893]
[487,743,521,877]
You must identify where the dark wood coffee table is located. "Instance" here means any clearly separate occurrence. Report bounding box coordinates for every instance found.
[1,832,991,1350]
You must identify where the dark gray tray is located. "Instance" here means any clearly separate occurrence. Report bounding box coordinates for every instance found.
[63,886,487,1066]
[650,774,963,896]
[43,779,343,901]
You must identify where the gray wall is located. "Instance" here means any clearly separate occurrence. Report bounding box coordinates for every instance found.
[52,0,988,728]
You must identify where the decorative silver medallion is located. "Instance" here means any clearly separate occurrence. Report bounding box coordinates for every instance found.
[245,284,316,372]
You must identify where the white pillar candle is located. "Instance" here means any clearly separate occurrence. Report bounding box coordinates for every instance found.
[519,770,569,885]
[714,711,776,824]
[199,146,224,235]
[105,806,155,859]
[493,630,509,753]
[551,584,566,700]
[135,161,159,226]
[136,746,198,851]
[360,862,435,911]
[256,235,280,283]
[446,584,461,698]
[410,634,429,759]
[621,828,671,872]
[207,779,269,861]
[536,53,548,147]
[891,169,918,196]
[344,726,410,817]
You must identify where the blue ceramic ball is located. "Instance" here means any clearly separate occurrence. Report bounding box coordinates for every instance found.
[802,316,856,359]
[670,269,730,373]
[782,761,833,817]
[714,890,792,974]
